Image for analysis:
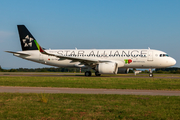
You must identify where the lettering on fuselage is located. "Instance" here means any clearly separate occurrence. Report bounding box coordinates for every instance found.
[78,51,84,56]
[57,51,63,55]
[52,50,148,57]
[89,51,95,56]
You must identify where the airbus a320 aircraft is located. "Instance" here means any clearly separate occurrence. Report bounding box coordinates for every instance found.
[6,25,176,77]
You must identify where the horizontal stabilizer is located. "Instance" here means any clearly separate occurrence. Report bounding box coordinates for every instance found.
[5,51,30,56]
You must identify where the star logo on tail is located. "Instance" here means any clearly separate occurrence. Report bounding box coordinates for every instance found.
[23,35,34,47]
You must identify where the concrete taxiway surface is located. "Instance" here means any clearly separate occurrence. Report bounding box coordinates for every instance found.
[0,86,179,96]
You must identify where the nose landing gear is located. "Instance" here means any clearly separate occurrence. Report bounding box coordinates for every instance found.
[149,69,153,77]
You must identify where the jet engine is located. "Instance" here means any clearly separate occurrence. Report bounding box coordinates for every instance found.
[96,62,118,74]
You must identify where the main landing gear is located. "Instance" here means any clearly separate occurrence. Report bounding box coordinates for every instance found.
[95,71,101,76]
[84,71,101,76]
[85,71,92,76]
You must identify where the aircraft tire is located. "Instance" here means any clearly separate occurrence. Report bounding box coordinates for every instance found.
[85,71,92,76]
[95,71,101,76]
[149,73,153,77]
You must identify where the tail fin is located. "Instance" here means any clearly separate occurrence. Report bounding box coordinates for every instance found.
[17,25,38,51]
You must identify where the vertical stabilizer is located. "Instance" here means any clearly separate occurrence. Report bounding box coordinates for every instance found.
[17,25,38,51]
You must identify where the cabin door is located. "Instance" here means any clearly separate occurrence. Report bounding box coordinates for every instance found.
[147,51,153,61]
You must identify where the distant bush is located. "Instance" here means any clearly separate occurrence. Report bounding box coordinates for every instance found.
[9,69,17,72]
[0,66,180,74]
[0,67,86,73]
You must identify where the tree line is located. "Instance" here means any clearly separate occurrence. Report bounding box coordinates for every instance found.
[154,67,180,74]
[0,66,180,74]
[0,66,85,73]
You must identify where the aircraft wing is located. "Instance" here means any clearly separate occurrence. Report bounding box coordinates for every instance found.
[34,40,118,67]
[44,50,115,67]
[43,50,108,64]
[41,50,125,68]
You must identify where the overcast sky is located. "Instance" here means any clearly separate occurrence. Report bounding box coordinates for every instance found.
[0,0,180,68]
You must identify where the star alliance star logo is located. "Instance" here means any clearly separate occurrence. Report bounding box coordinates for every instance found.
[23,35,34,47]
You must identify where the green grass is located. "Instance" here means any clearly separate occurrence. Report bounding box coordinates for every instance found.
[0,93,179,120]
[0,76,180,90]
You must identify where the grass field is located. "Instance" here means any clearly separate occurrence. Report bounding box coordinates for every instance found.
[0,93,179,120]
[0,76,180,90]
[0,74,180,119]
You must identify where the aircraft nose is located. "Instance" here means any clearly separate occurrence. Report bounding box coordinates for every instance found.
[170,58,176,66]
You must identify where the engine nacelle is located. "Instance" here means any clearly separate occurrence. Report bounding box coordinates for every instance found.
[117,68,129,74]
[96,62,118,74]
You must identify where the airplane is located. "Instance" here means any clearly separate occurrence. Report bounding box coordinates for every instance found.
[6,25,176,77]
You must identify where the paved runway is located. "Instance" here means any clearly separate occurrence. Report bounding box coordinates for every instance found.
[0,86,179,96]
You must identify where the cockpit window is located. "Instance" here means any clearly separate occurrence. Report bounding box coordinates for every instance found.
[160,54,169,57]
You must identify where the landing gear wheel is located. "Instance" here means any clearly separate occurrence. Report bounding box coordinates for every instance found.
[95,71,101,76]
[85,71,92,76]
[149,73,153,77]
[149,68,153,77]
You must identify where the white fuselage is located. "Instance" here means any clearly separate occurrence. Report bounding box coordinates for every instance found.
[14,49,176,69]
